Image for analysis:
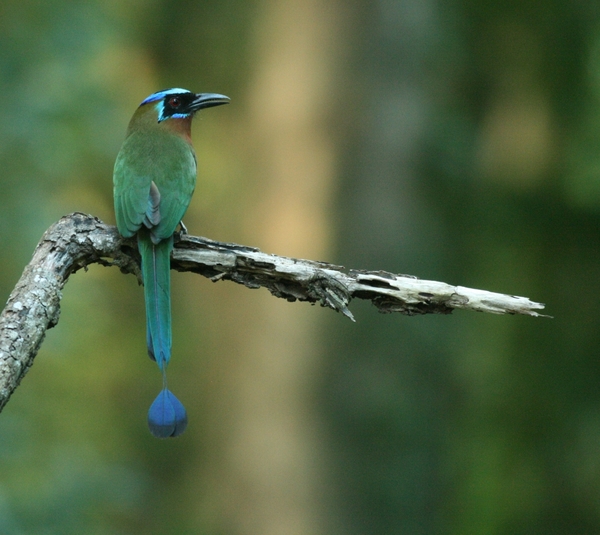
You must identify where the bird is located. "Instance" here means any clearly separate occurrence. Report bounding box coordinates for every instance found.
[113,88,229,438]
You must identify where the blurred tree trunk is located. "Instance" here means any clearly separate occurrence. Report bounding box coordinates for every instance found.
[201,1,346,534]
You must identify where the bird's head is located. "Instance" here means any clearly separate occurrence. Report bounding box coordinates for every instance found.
[140,88,230,123]
[126,88,229,140]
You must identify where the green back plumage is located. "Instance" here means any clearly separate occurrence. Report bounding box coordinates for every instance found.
[113,125,197,242]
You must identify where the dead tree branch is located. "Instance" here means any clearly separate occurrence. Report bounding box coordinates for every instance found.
[0,212,547,411]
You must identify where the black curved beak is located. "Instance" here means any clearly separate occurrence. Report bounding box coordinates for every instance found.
[190,93,230,111]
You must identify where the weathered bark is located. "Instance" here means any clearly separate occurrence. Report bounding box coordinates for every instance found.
[0,212,547,412]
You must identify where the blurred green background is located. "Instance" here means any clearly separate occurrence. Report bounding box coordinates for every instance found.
[1,0,599,533]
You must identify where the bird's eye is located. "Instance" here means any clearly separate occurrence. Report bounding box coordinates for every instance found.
[168,97,181,108]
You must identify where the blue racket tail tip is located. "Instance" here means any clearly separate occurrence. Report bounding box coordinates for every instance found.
[148,388,188,438]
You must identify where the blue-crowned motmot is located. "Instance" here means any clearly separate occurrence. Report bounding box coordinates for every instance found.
[113,88,229,437]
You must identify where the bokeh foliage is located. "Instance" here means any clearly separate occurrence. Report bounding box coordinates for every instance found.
[1,0,600,534]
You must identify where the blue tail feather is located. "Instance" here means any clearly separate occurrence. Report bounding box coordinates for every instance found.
[146,328,155,362]
[139,230,188,438]
[148,388,188,438]
[138,231,173,369]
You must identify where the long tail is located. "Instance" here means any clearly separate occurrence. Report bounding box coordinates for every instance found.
[138,230,187,438]
[138,230,172,369]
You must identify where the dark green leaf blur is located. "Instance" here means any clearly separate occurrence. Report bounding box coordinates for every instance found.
[0,0,598,533]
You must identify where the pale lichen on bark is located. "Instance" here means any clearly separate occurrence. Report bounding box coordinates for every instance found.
[0,212,547,411]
